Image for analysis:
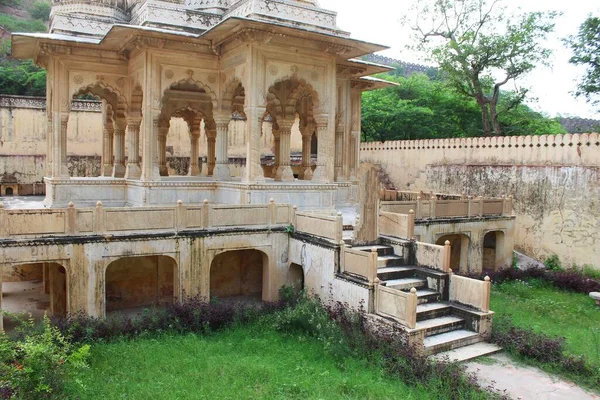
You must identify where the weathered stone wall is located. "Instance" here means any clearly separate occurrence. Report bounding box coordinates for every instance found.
[361,134,600,268]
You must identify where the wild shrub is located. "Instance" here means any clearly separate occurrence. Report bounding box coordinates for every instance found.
[28,1,51,21]
[0,315,89,399]
[544,254,563,271]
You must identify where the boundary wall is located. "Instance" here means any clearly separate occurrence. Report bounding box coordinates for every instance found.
[361,134,600,268]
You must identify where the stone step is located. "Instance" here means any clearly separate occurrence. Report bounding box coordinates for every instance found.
[384,277,427,291]
[377,255,404,268]
[352,245,394,257]
[423,330,482,355]
[414,289,441,305]
[432,342,503,362]
[416,315,465,337]
[377,266,415,281]
[417,302,452,320]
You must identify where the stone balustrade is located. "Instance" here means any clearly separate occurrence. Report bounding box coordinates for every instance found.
[374,280,418,329]
[381,196,513,219]
[414,240,451,273]
[379,210,415,240]
[340,245,378,284]
[449,273,491,312]
[293,210,343,242]
[0,200,292,239]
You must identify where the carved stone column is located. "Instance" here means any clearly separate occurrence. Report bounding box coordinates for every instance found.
[334,123,344,182]
[275,118,294,182]
[112,119,126,178]
[271,125,280,178]
[213,115,231,180]
[158,122,169,177]
[101,118,114,177]
[58,114,70,178]
[188,125,201,176]
[349,130,359,181]
[125,118,141,179]
[299,124,314,180]
[206,128,216,177]
[312,114,332,183]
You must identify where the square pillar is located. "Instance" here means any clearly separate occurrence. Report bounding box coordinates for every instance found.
[274,118,294,182]
[312,114,333,183]
[112,119,126,178]
[125,118,142,179]
[213,114,231,180]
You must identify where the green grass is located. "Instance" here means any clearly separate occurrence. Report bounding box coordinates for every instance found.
[491,279,600,366]
[0,14,46,33]
[65,324,434,400]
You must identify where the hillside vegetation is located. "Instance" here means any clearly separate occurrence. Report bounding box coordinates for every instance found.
[0,0,49,96]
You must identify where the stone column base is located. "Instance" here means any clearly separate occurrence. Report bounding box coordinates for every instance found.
[112,164,126,178]
[213,164,231,180]
[125,164,141,179]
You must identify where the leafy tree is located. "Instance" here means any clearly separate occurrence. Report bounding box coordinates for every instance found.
[567,15,600,108]
[405,0,558,136]
[0,58,46,96]
[29,1,51,21]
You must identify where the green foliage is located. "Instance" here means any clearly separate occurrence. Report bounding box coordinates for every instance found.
[407,0,558,136]
[29,1,51,21]
[361,73,565,141]
[0,14,47,33]
[0,58,46,96]
[284,224,295,234]
[567,16,600,108]
[0,315,90,399]
[544,254,563,271]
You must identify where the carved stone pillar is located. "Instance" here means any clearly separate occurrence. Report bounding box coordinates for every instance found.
[112,119,126,178]
[206,129,216,177]
[58,114,70,178]
[275,118,294,182]
[312,114,332,183]
[300,124,314,180]
[271,126,280,178]
[189,126,201,176]
[349,130,359,181]
[125,118,141,179]
[213,116,231,180]
[334,124,344,182]
[158,122,169,177]
[101,119,114,177]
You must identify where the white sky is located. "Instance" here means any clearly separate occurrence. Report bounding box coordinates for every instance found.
[318,0,599,119]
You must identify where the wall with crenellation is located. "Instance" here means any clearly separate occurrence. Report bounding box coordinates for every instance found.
[360,134,600,268]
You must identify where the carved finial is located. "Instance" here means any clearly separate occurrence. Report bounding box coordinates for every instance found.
[445,240,450,246]
[340,240,346,246]
[0,202,4,209]
[337,211,343,216]
[430,195,436,200]
[409,209,415,214]
[410,236,416,241]
[96,201,102,207]
[484,276,491,282]
[293,205,298,210]
[203,199,209,204]
[371,247,378,253]
[68,202,75,208]
[374,278,381,285]
[177,200,183,205]
[410,287,417,294]
[269,198,275,204]
[417,196,421,201]
[449,268,453,274]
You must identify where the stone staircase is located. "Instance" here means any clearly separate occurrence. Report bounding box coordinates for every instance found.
[352,244,501,361]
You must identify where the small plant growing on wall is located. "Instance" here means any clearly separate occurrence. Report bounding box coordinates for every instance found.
[285,224,295,235]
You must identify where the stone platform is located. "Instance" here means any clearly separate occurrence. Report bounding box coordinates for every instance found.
[43,177,359,210]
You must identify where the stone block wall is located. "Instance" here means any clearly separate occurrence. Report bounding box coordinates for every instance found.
[361,134,600,268]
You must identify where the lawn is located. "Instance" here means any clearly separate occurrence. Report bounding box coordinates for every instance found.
[491,279,600,366]
[66,324,434,400]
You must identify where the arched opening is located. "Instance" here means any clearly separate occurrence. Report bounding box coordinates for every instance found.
[287,263,304,294]
[72,84,127,178]
[5,187,13,196]
[105,256,177,315]
[2,262,67,331]
[160,79,214,177]
[210,249,268,303]
[436,234,470,273]
[483,231,506,272]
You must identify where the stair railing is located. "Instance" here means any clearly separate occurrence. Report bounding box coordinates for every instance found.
[448,270,491,312]
[373,278,418,329]
[339,243,378,284]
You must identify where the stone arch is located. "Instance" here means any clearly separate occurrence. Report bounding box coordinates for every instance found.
[436,233,470,273]
[483,230,506,272]
[221,78,246,116]
[129,84,143,118]
[1,261,68,331]
[72,82,127,118]
[287,263,304,294]
[104,255,178,315]
[163,77,218,114]
[266,76,320,123]
[209,249,269,303]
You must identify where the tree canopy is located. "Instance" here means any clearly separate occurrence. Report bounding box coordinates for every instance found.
[567,15,600,108]
[404,0,558,136]
[361,72,565,142]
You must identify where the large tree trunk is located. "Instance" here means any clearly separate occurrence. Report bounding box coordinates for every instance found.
[476,94,492,136]
[490,99,504,136]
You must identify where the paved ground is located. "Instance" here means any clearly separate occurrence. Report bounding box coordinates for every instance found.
[2,280,50,331]
[466,353,599,400]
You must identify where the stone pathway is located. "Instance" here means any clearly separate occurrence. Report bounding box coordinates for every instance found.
[466,353,599,400]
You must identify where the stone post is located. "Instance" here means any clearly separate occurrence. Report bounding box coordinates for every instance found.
[125,118,142,179]
[312,114,332,183]
[430,195,437,218]
[334,123,344,181]
[112,119,126,178]
[58,114,70,177]
[349,130,359,181]
[206,129,216,177]
[66,201,76,234]
[189,126,201,176]
[158,122,169,177]
[300,124,314,180]
[478,196,484,217]
[101,103,114,177]
[271,125,280,178]
[275,118,294,182]
[94,201,105,234]
[213,115,231,180]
